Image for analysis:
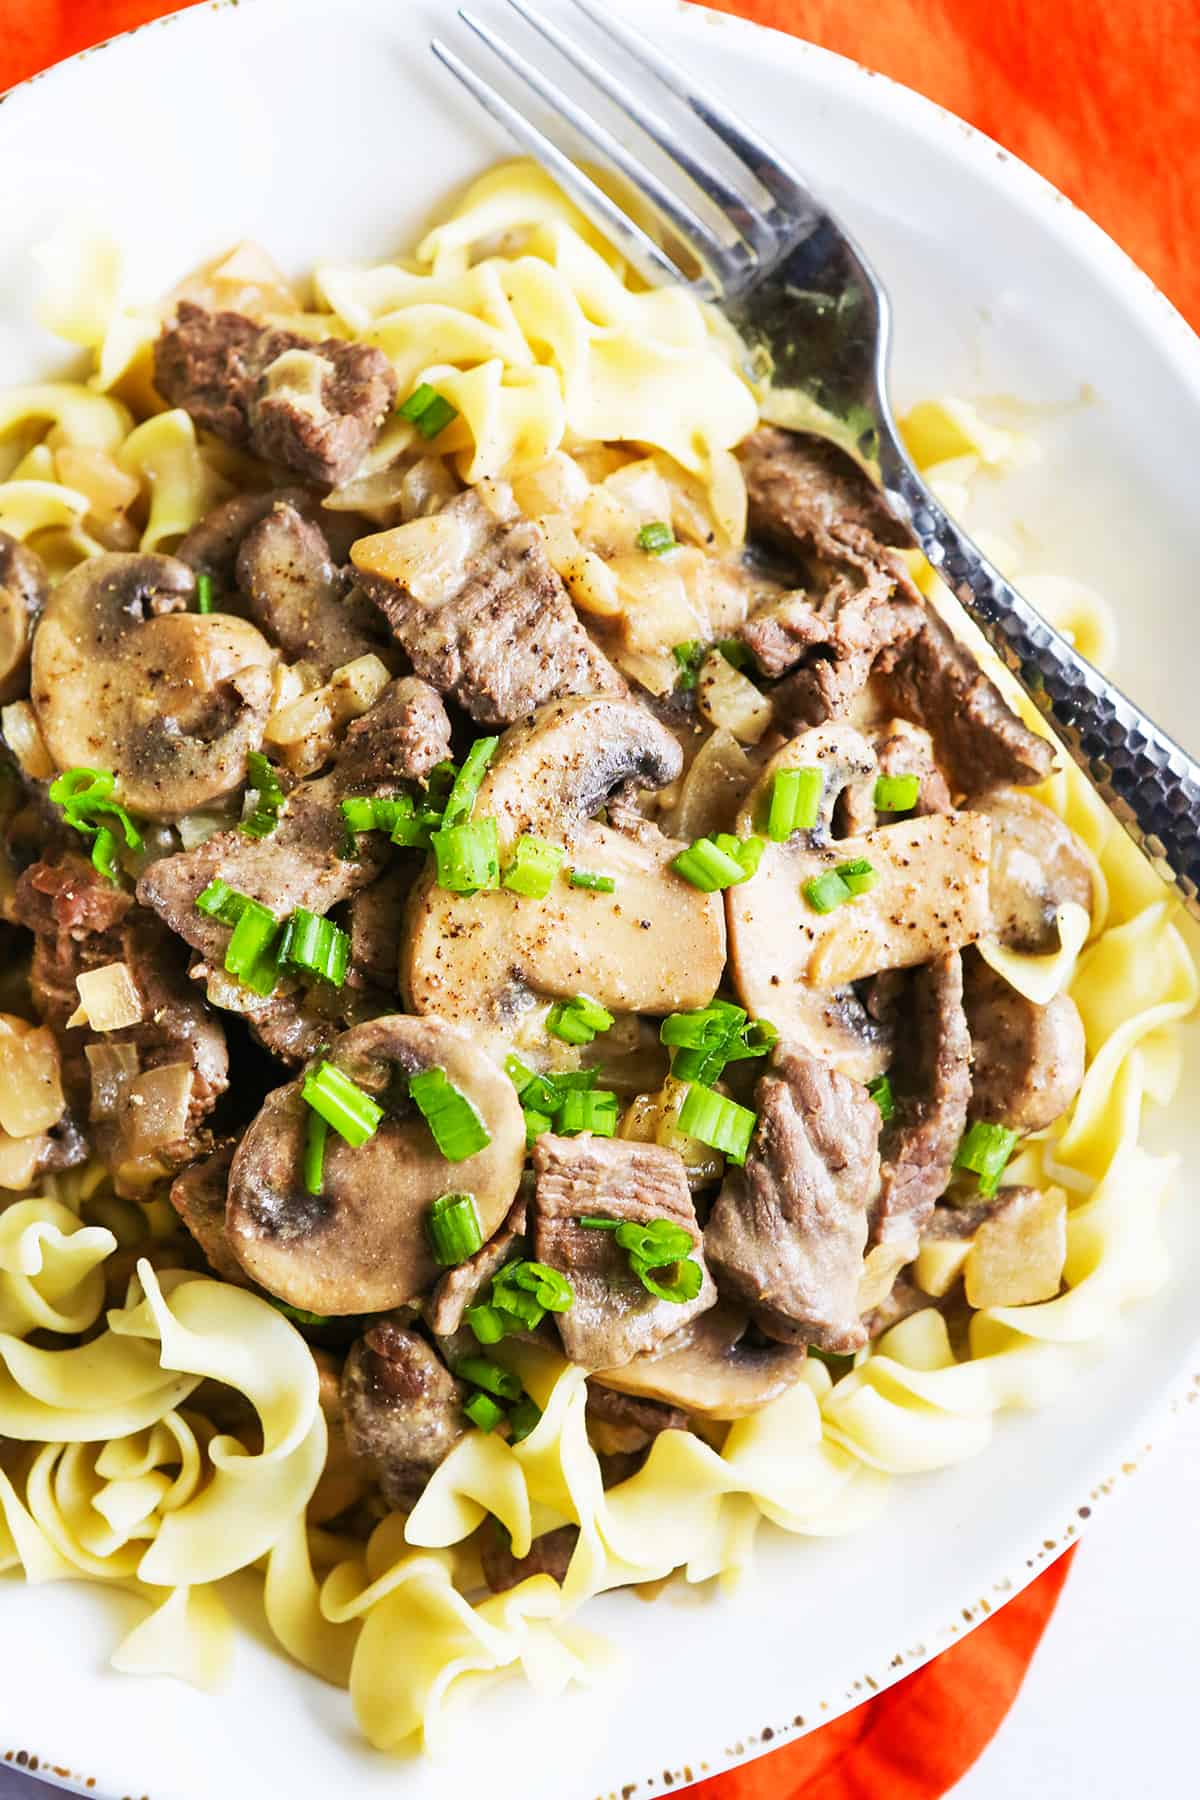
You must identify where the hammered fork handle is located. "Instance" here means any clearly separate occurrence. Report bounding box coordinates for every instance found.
[876,431,1200,913]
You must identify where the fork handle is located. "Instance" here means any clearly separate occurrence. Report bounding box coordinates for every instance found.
[875,431,1200,920]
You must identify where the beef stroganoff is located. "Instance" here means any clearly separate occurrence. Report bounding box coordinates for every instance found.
[0,161,1194,1752]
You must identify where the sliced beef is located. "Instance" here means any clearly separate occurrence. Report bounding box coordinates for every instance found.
[530,1133,716,1370]
[235,500,391,675]
[739,427,910,566]
[177,487,314,589]
[704,1047,880,1354]
[862,1272,929,1339]
[425,1194,527,1340]
[155,302,397,487]
[346,862,417,993]
[355,482,625,725]
[871,951,971,1259]
[169,1140,246,1282]
[340,1321,466,1510]
[137,677,451,967]
[481,1523,579,1596]
[741,567,922,686]
[840,720,952,836]
[584,1383,687,1453]
[881,611,1054,792]
[964,956,1085,1134]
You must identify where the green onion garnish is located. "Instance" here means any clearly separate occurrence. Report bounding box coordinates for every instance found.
[441,736,499,831]
[867,1074,896,1123]
[195,879,248,924]
[507,1395,542,1442]
[546,992,614,1046]
[836,857,878,896]
[463,1390,505,1432]
[766,766,823,840]
[495,1260,574,1314]
[280,907,350,987]
[266,1298,332,1327]
[408,1067,491,1162]
[239,750,285,839]
[48,766,143,884]
[454,1356,522,1402]
[636,521,676,555]
[568,868,616,893]
[555,1087,618,1136]
[398,382,460,440]
[672,834,756,892]
[463,1304,507,1346]
[672,640,706,690]
[661,1000,777,1084]
[677,1082,756,1165]
[503,833,564,899]
[578,1216,703,1305]
[431,816,500,894]
[713,833,765,881]
[954,1120,1020,1196]
[426,1191,485,1266]
[303,1111,328,1196]
[716,637,753,671]
[874,773,920,813]
[225,899,284,995]
[195,571,216,614]
[90,826,122,884]
[803,870,852,914]
[524,1107,554,1147]
[302,1060,384,1147]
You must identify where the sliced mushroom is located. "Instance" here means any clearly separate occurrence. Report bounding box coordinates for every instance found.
[30,553,276,819]
[965,956,1085,1134]
[226,1014,525,1314]
[340,1320,466,1510]
[404,696,726,1034]
[0,532,47,705]
[591,1301,808,1419]
[726,723,990,1078]
[235,501,393,675]
[977,788,1100,951]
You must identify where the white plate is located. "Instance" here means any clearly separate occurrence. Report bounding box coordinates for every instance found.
[2,3,1199,1796]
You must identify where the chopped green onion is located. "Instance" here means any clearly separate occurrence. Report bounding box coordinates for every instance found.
[408,1067,491,1162]
[464,1390,505,1432]
[613,1219,694,1264]
[579,1216,703,1304]
[556,1088,618,1136]
[340,796,378,834]
[661,999,776,1084]
[577,1215,622,1230]
[524,1107,554,1147]
[425,760,458,809]
[954,1120,1020,1196]
[633,1254,704,1305]
[398,382,460,440]
[505,1053,537,1097]
[660,999,745,1050]
[866,1074,895,1123]
[240,750,285,839]
[767,766,823,840]
[712,832,764,882]
[568,868,616,893]
[195,878,248,925]
[636,520,676,555]
[546,992,614,1046]
[677,1082,757,1165]
[874,773,921,813]
[267,1298,332,1327]
[716,637,754,672]
[303,1111,328,1196]
[90,826,122,884]
[427,1191,485,1267]
[224,899,283,995]
[431,816,500,893]
[672,834,749,893]
[672,640,706,689]
[503,833,564,899]
[836,857,878,897]
[302,1060,384,1147]
[195,571,216,614]
[441,736,499,830]
[49,765,143,861]
[803,870,852,914]
[507,1395,542,1442]
[464,1303,507,1346]
[496,1260,574,1314]
[454,1356,522,1401]
[280,908,350,987]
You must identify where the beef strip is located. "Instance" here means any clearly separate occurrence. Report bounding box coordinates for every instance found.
[340,1321,465,1510]
[584,1383,687,1453]
[235,500,391,675]
[356,481,625,724]
[880,611,1054,792]
[346,862,418,993]
[964,956,1085,1134]
[530,1133,716,1369]
[154,302,397,487]
[870,951,971,1259]
[862,1272,929,1339]
[481,1523,579,1596]
[740,427,911,565]
[137,677,451,968]
[704,1046,880,1354]
[741,567,922,688]
[425,1194,527,1339]
[169,1140,246,1282]
[840,720,952,836]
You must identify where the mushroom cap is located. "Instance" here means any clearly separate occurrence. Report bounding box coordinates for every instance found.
[976,787,1102,951]
[226,1013,526,1315]
[30,551,276,819]
[592,1301,808,1418]
[727,723,991,1079]
[0,532,47,706]
[404,696,727,1032]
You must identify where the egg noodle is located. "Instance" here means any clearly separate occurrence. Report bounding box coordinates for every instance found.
[0,162,1195,1753]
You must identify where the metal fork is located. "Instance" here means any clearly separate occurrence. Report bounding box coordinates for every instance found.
[433,0,1200,917]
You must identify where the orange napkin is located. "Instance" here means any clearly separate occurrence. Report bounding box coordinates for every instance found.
[2,1,1149,1793]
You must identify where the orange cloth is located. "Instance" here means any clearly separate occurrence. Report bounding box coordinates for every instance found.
[0,1,1138,1794]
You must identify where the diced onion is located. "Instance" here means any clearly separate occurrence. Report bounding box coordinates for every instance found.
[0,1129,47,1191]
[0,1015,65,1136]
[84,1040,140,1119]
[857,1242,909,1314]
[68,961,144,1031]
[2,701,55,780]
[669,729,755,841]
[121,1063,194,1154]
[265,653,391,775]
[964,1185,1068,1308]
[177,809,234,850]
[696,650,772,744]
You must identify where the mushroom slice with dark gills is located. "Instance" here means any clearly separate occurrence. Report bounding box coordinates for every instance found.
[592,1302,808,1420]
[0,531,47,706]
[30,552,276,819]
[340,1320,466,1511]
[226,1014,525,1315]
[403,696,727,1041]
[976,787,1101,953]
[726,722,990,1082]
